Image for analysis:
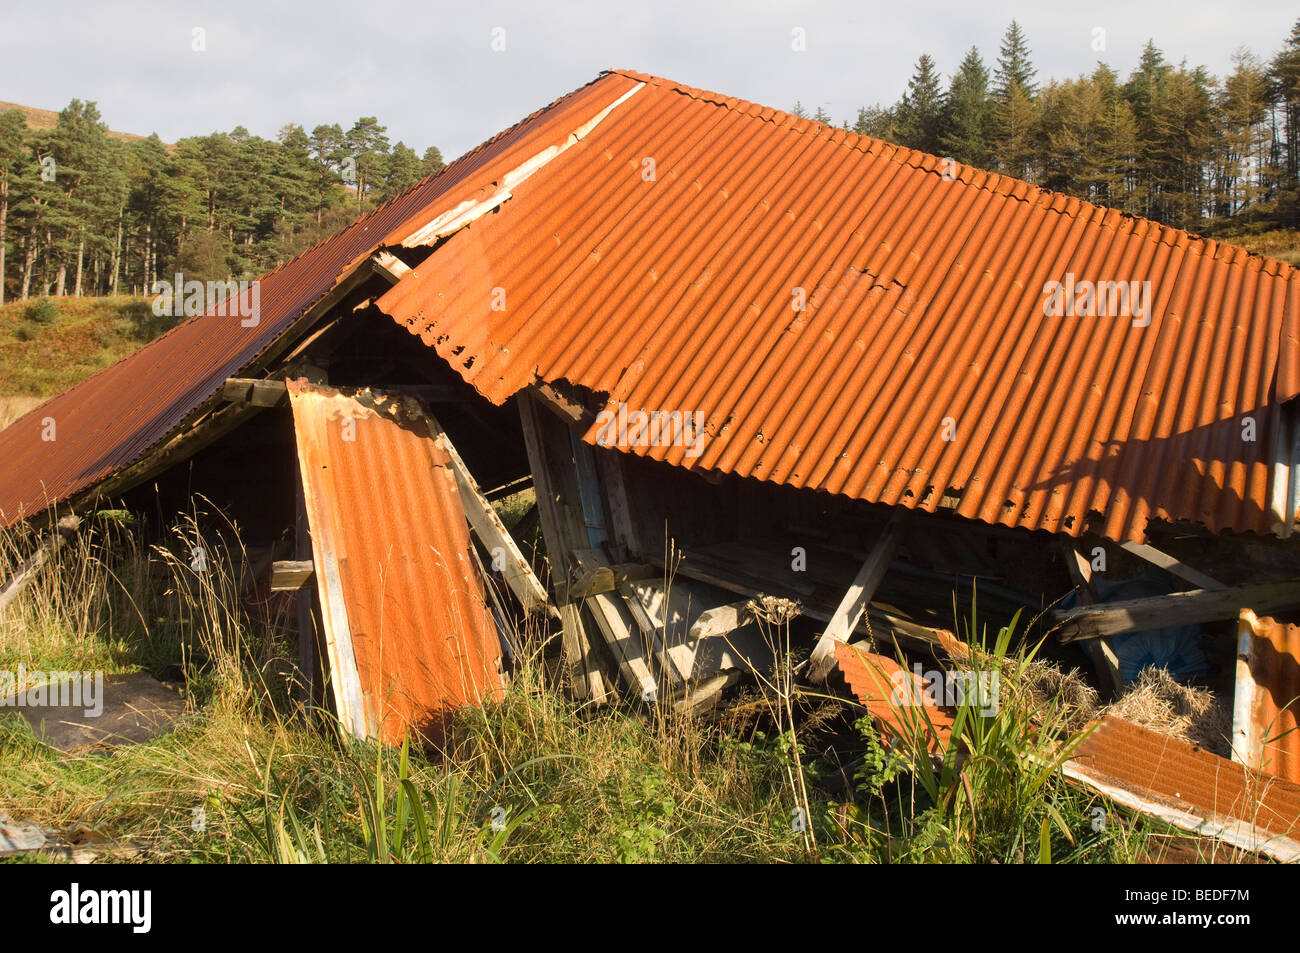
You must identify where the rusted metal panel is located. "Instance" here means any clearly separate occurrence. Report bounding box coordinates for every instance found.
[287,381,502,742]
[1234,609,1300,784]
[378,70,1300,544]
[0,72,640,527]
[1066,715,1300,861]
[834,642,954,752]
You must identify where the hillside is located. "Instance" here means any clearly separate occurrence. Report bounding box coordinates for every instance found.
[0,295,171,401]
[0,99,149,144]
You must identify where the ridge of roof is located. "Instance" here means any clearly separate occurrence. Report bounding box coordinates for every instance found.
[606,68,1299,283]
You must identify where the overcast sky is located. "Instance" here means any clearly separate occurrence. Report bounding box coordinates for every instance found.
[2,1,1296,160]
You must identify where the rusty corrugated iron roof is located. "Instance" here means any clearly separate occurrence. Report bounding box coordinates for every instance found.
[288,381,502,742]
[1235,608,1300,784]
[0,72,639,526]
[378,70,1300,543]
[1066,715,1300,861]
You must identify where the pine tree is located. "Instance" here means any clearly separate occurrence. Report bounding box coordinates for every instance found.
[852,104,899,142]
[0,110,28,304]
[1270,18,1300,225]
[994,20,1038,99]
[1155,63,1214,228]
[421,146,446,176]
[1214,50,1272,219]
[991,20,1040,179]
[1092,64,1143,212]
[941,47,992,168]
[344,117,390,206]
[380,142,423,200]
[896,54,945,154]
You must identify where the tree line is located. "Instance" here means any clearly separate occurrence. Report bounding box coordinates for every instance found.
[796,19,1300,235]
[0,106,445,304]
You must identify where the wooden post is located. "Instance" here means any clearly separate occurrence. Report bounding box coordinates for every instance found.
[808,511,906,682]
[1063,544,1123,699]
[0,515,81,614]
[423,410,554,617]
[294,469,322,712]
[517,392,612,703]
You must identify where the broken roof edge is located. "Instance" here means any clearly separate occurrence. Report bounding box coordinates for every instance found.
[0,74,642,528]
[388,74,645,250]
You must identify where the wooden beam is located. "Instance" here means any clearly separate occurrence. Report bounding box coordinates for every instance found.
[595,449,639,562]
[617,579,689,689]
[663,554,953,652]
[222,377,287,407]
[0,516,81,613]
[271,559,314,592]
[583,590,660,701]
[1053,579,1300,642]
[1120,540,1225,590]
[517,392,611,702]
[531,382,594,427]
[424,411,553,617]
[370,250,412,284]
[808,511,907,681]
[688,600,755,640]
[566,548,657,600]
[483,475,532,502]
[1063,544,1122,697]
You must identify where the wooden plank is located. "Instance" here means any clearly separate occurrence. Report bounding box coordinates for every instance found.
[1120,540,1225,590]
[671,670,744,715]
[566,548,657,600]
[688,600,755,640]
[370,249,412,284]
[569,430,607,544]
[293,471,321,710]
[424,411,553,617]
[595,449,639,561]
[1053,579,1300,642]
[618,579,689,688]
[583,591,659,700]
[0,516,80,614]
[531,382,593,427]
[808,511,907,681]
[1064,545,1122,697]
[662,552,952,651]
[517,392,610,702]
[222,377,287,408]
[271,559,314,592]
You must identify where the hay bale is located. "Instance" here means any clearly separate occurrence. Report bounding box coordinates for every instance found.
[1104,667,1231,756]
[1016,659,1099,733]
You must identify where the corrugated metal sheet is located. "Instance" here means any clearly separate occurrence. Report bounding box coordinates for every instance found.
[378,70,1300,543]
[1066,715,1300,860]
[0,72,641,526]
[1235,609,1300,784]
[288,381,502,742]
[834,642,954,751]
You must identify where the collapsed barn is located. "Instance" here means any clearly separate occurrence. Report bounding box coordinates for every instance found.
[1,70,1299,859]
